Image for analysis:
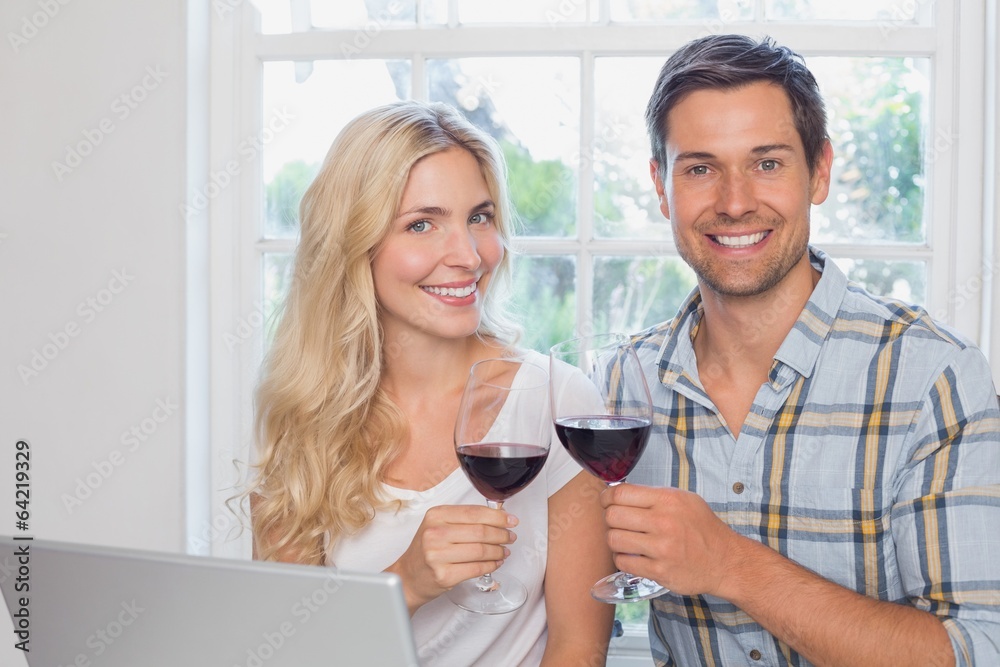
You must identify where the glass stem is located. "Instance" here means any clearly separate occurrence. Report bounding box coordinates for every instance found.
[477,500,504,592]
[605,480,641,598]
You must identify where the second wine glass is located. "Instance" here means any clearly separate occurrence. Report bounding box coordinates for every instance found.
[549,333,667,604]
[447,357,551,614]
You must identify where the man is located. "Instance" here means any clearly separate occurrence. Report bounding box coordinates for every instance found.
[602,34,1000,666]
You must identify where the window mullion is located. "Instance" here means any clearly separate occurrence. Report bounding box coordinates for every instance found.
[578,50,596,338]
[598,0,610,25]
[984,0,998,368]
[254,25,938,61]
[207,0,261,561]
[946,0,990,343]
[412,53,427,101]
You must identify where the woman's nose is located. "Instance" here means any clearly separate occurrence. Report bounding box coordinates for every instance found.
[444,226,481,270]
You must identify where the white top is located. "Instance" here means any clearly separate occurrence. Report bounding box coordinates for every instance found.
[327,350,599,666]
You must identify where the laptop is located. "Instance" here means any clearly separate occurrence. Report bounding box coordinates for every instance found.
[0,536,419,667]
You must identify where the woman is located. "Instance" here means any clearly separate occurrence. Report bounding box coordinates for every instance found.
[247,100,613,666]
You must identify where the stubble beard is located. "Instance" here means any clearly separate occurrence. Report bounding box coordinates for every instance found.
[678,215,810,298]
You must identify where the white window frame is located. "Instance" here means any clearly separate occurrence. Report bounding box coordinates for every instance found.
[201,1,995,660]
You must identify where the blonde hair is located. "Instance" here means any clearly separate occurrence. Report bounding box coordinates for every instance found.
[248,101,519,563]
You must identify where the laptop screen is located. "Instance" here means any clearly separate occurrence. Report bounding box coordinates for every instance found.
[0,536,419,667]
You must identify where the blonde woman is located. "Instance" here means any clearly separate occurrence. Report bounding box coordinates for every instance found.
[248,101,613,666]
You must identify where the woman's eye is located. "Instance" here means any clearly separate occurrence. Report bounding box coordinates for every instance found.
[408,220,430,233]
[469,212,493,225]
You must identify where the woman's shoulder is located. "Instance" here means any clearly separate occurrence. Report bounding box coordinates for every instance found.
[510,348,590,386]
[515,348,546,366]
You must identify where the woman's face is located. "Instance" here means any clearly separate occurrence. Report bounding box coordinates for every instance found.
[371,147,504,347]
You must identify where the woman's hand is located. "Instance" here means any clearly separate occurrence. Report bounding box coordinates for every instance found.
[386,504,518,614]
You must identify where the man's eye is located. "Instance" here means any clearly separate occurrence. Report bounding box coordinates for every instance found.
[691,165,709,175]
[760,159,778,171]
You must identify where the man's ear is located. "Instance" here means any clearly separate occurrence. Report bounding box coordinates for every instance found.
[650,160,670,220]
[810,140,834,206]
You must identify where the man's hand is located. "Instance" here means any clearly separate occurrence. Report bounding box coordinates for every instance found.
[600,483,739,598]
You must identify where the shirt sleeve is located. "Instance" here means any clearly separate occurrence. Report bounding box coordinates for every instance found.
[890,345,1000,666]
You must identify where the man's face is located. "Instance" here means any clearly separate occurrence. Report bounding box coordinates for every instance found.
[650,81,833,299]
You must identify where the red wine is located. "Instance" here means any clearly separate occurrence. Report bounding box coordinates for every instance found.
[457,443,549,501]
[554,416,651,483]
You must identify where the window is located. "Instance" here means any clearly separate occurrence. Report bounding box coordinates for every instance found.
[206,0,991,660]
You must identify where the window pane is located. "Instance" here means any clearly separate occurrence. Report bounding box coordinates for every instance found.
[428,58,580,237]
[593,257,697,333]
[459,0,593,24]
[611,0,752,21]
[594,57,671,240]
[766,0,932,22]
[263,252,294,345]
[809,57,929,244]
[250,0,292,33]
[616,603,650,637]
[263,60,409,238]
[421,0,448,23]
[511,255,576,353]
[832,258,927,303]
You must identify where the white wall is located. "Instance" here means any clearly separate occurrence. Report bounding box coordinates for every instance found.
[0,1,193,661]
[0,0,190,566]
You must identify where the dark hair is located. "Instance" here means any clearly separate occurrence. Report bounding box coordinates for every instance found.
[645,34,828,175]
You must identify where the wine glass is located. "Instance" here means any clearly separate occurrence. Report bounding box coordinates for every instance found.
[447,357,551,614]
[549,333,667,604]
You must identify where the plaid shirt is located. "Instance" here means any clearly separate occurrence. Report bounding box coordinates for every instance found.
[629,247,1000,666]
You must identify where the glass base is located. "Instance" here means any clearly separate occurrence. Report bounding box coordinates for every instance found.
[591,571,668,604]
[447,574,527,614]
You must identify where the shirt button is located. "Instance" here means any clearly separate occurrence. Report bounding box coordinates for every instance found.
[732,481,745,494]
[750,649,762,660]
